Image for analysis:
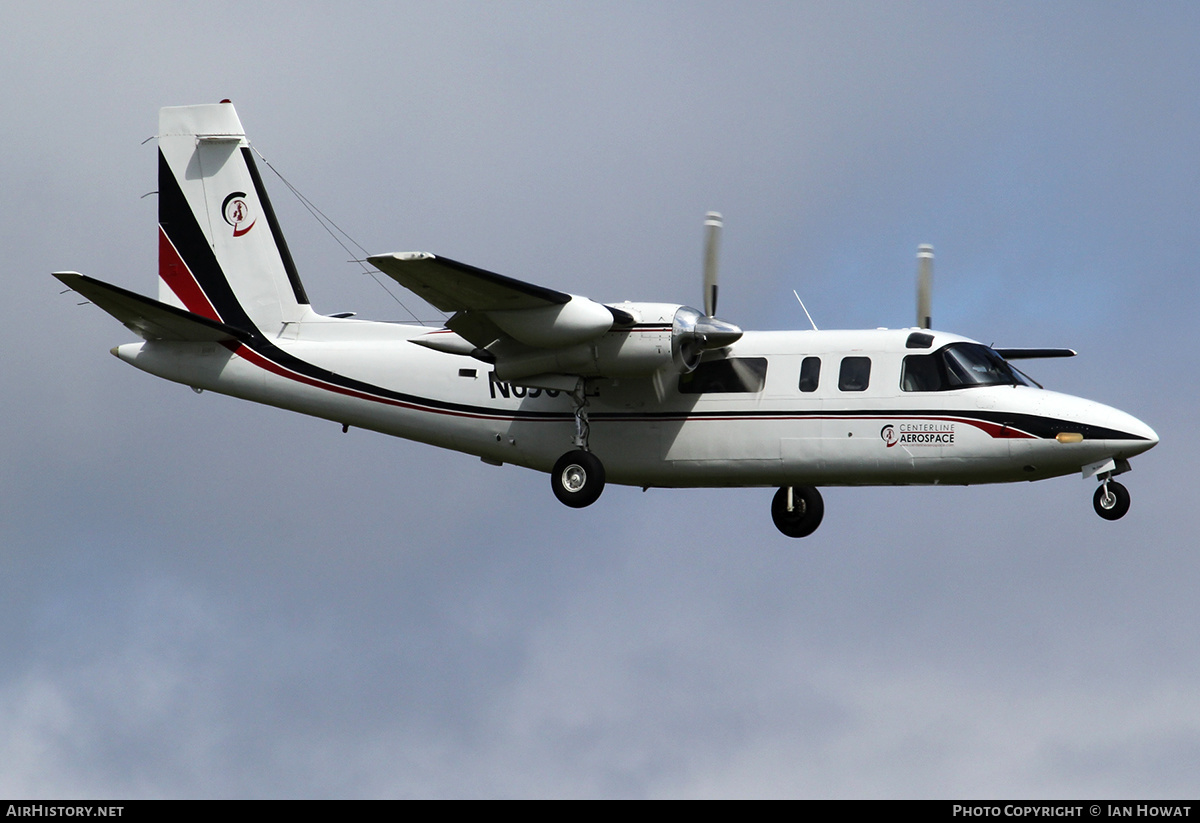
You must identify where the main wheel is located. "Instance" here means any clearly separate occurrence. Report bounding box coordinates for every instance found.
[1093,480,1130,520]
[551,450,606,508]
[771,485,824,538]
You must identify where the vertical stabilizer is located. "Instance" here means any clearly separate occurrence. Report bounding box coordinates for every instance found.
[157,102,309,335]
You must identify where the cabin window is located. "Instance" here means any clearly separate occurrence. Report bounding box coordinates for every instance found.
[678,357,768,394]
[798,356,821,392]
[838,357,871,391]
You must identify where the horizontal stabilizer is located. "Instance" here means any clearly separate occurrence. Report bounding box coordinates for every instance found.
[994,348,1077,360]
[368,252,570,312]
[54,272,249,343]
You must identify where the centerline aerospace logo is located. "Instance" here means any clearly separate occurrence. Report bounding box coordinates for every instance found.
[222,191,256,237]
[881,422,956,447]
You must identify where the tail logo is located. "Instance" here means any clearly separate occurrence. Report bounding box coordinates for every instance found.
[221,191,257,237]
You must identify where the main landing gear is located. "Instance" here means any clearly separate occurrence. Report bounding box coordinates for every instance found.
[771,485,824,538]
[1093,478,1131,520]
[551,379,606,508]
[552,450,606,508]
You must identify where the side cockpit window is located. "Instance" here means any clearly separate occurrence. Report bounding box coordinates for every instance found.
[902,343,1029,391]
[798,356,821,392]
[901,354,943,391]
[838,356,871,392]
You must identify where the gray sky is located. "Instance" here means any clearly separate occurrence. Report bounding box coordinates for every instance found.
[3,1,1198,798]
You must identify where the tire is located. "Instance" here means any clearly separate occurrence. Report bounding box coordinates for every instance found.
[551,450,606,508]
[771,485,824,538]
[1093,480,1130,520]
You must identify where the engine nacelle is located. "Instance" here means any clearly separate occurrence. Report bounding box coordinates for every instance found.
[490,295,615,348]
[489,303,741,382]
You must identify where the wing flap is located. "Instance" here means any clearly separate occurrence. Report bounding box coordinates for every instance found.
[54,272,249,343]
[446,310,507,349]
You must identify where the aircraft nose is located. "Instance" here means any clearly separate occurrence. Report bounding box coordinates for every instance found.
[1112,408,1158,456]
[1133,418,1159,451]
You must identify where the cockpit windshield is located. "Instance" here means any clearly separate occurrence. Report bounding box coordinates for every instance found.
[901,343,1036,392]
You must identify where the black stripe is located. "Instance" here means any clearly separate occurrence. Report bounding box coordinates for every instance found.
[241,146,309,305]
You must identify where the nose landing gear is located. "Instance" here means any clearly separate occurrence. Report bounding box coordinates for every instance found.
[1093,478,1131,520]
[771,485,824,538]
[1084,458,1134,521]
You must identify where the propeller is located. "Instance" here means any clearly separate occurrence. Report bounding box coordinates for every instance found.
[916,244,934,329]
[694,211,742,349]
[670,211,743,372]
[703,211,722,317]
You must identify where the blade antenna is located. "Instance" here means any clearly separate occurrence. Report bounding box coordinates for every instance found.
[793,290,818,331]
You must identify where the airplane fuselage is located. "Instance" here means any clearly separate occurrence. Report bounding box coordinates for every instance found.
[114,317,1156,490]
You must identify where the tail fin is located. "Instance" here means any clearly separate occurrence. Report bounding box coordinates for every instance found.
[157,102,310,335]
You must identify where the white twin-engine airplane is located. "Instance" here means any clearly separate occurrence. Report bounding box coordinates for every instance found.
[57,102,1158,537]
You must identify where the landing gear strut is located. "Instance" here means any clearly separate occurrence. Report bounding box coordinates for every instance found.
[551,379,605,508]
[569,380,590,450]
[771,485,824,538]
[1093,478,1130,520]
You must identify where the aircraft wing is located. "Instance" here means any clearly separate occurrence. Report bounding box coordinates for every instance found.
[369,252,628,351]
[368,252,571,312]
[54,271,249,343]
[995,348,1077,359]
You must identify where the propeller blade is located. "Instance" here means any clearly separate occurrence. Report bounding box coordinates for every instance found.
[703,211,722,317]
[916,244,934,330]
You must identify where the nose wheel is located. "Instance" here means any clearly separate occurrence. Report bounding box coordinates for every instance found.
[1093,479,1130,520]
[771,485,824,538]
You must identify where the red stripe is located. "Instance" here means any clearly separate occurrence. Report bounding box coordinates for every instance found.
[232,344,526,422]
[158,227,221,321]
